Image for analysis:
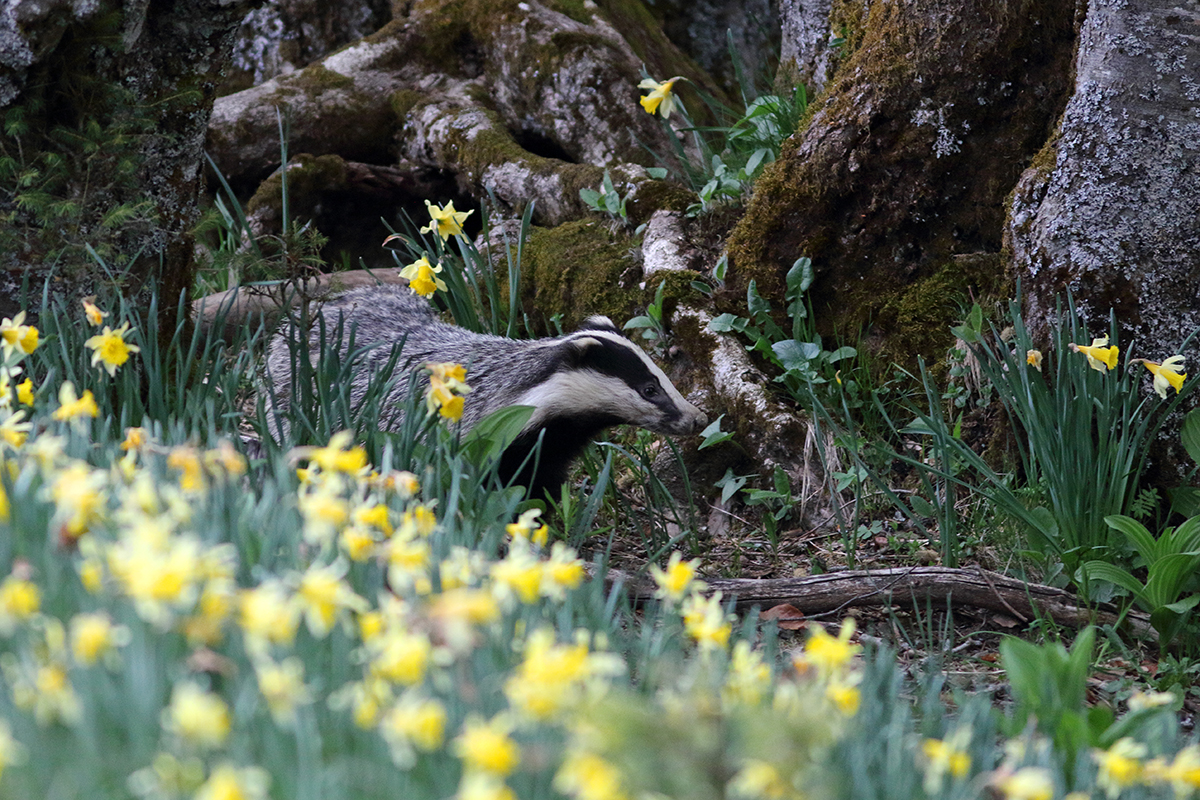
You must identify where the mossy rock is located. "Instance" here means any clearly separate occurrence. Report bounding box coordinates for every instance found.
[519,220,642,329]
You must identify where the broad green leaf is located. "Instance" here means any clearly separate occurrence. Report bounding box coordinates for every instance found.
[461,405,536,465]
[1104,515,1159,562]
[708,313,745,333]
[1168,487,1200,519]
[645,167,668,179]
[910,495,938,517]
[1080,561,1145,600]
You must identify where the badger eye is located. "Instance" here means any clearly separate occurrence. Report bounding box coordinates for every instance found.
[641,385,658,399]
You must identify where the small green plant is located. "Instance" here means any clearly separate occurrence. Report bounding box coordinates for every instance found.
[1083,514,1200,649]
[636,36,808,215]
[623,281,668,344]
[579,169,666,227]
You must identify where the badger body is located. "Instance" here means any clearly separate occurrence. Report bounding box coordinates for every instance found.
[265,286,707,496]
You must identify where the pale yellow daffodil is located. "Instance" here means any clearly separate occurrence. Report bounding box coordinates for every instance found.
[1135,355,1187,398]
[638,76,682,118]
[1069,336,1119,372]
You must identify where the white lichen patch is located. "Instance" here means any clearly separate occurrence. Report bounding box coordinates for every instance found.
[910,100,965,158]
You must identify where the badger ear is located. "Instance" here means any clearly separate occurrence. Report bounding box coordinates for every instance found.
[576,315,620,334]
[562,335,605,367]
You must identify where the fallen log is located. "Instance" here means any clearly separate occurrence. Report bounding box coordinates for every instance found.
[609,565,1154,640]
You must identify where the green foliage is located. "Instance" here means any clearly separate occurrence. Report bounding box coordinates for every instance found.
[622,280,667,344]
[382,201,534,339]
[0,18,164,273]
[639,36,808,215]
[1083,515,1200,648]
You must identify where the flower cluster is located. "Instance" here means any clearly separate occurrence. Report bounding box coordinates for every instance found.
[425,361,471,421]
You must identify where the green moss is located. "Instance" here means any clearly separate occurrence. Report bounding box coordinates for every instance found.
[245,153,349,218]
[292,64,355,92]
[546,0,595,24]
[389,89,427,121]
[520,220,641,327]
[847,254,1010,370]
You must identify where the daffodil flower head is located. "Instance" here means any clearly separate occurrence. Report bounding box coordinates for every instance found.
[1025,349,1043,371]
[650,551,704,604]
[795,618,860,680]
[400,255,449,298]
[0,311,39,358]
[85,321,140,377]
[995,767,1054,800]
[1095,738,1146,799]
[53,381,99,426]
[81,298,108,326]
[420,199,473,242]
[425,361,471,421]
[638,76,683,118]
[1136,355,1187,398]
[1069,336,1120,372]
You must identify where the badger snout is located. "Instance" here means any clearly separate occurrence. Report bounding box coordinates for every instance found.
[669,402,707,436]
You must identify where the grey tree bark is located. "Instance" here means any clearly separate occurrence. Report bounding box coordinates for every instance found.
[1007,0,1200,361]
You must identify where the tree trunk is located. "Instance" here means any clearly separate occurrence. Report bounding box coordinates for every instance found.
[1006,0,1200,361]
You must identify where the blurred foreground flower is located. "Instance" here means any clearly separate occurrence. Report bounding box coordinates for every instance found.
[426,362,471,421]
[53,381,98,424]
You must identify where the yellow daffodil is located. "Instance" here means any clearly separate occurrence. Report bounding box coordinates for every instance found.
[399,254,448,298]
[921,727,973,795]
[69,612,130,667]
[1026,349,1043,371]
[726,759,791,800]
[638,76,683,118]
[85,321,140,377]
[0,409,30,449]
[995,767,1054,800]
[81,298,107,326]
[194,763,271,800]
[162,682,230,749]
[556,750,629,800]
[368,628,433,686]
[15,378,32,406]
[490,544,544,605]
[650,551,704,603]
[541,542,586,600]
[826,673,862,716]
[0,312,39,356]
[254,657,312,727]
[681,590,733,652]
[1135,355,1187,398]
[794,618,860,680]
[307,430,369,475]
[1069,336,1120,372]
[425,361,471,420]
[53,381,99,424]
[504,628,622,721]
[380,692,447,765]
[454,714,520,777]
[506,508,548,547]
[292,560,368,638]
[1095,738,1146,798]
[0,574,40,634]
[239,580,300,655]
[722,640,771,708]
[420,199,473,241]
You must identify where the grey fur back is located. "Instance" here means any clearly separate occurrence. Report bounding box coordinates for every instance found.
[265,286,587,434]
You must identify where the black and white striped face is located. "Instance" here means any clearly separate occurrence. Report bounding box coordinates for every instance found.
[514,325,707,436]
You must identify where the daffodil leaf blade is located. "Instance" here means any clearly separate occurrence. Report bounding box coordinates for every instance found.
[1182,408,1200,465]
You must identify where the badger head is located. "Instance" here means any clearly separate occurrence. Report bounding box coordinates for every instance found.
[516,316,707,437]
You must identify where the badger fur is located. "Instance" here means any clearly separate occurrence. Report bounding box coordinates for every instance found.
[265,286,707,496]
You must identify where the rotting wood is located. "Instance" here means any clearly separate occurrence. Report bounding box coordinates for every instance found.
[607,565,1155,640]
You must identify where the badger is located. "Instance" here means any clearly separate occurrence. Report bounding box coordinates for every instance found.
[265,285,707,497]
